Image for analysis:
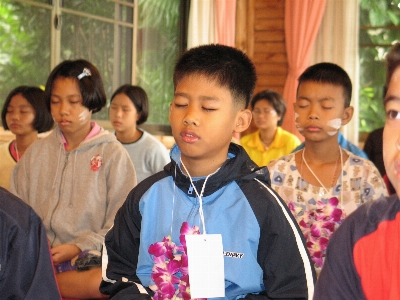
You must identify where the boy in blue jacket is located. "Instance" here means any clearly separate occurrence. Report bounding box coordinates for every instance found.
[100,44,315,299]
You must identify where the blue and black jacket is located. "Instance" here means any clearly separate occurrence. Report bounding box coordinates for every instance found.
[101,143,316,299]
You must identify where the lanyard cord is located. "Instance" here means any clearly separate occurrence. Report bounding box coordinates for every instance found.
[302,147,343,205]
[170,164,178,237]
[180,157,220,235]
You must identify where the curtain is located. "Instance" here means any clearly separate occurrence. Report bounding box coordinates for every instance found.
[187,0,237,49]
[282,0,327,139]
[310,0,360,145]
[187,0,216,49]
[215,0,237,47]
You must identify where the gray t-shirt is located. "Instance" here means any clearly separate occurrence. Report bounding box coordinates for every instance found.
[121,130,170,183]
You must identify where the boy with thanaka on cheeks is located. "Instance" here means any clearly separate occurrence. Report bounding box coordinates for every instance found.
[268,62,387,275]
[100,44,315,299]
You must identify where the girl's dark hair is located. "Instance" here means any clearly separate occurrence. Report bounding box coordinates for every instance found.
[44,59,106,113]
[251,90,287,126]
[110,84,149,125]
[1,86,54,133]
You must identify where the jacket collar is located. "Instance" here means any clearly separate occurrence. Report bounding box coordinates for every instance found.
[164,143,270,197]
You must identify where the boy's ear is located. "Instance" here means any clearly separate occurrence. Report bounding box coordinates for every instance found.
[234,109,252,133]
[341,106,354,126]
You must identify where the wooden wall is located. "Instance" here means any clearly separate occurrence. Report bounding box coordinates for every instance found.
[236,0,287,133]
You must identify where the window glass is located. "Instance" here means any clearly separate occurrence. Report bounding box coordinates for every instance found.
[0,1,51,105]
[136,0,180,125]
[60,9,133,120]
[359,0,400,132]
[0,0,180,127]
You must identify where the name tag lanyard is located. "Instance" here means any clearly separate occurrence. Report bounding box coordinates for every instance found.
[179,157,225,298]
[180,157,219,234]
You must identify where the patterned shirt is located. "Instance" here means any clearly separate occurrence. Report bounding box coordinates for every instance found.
[268,149,388,273]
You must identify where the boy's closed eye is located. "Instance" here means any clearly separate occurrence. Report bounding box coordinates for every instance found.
[296,100,310,109]
[173,102,188,109]
[202,106,217,112]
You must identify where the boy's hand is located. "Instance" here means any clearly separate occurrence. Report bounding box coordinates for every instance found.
[51,244,81,265]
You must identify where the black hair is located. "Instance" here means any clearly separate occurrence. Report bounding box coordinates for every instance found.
[44,59,106,113]
[251,89,286,126]
[297,62,352,107]
[385,43,400,95]
[110,84,149,125]
[1,86,54,133]
[173,44,257,108]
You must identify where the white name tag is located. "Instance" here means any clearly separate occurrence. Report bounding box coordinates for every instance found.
[185,234,225,298]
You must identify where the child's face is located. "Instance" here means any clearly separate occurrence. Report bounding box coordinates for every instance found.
[109,93,139,134]
[50,77,92,136]
[169,74,249,174]
[252,99,281,131]
[294,81,353,142]
[383,66,400,197]
[5,93,36,136]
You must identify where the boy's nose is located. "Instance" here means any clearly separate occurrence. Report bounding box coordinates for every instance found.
[182,107,199,126]
[308,106,319,120]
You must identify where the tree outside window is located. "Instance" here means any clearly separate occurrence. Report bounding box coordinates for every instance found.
[0,0,180,127]
[359,0,400,133]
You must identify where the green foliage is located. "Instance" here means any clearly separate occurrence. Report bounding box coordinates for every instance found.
[359,0,400,132]
[136,0,180,125]
[0,1,51,107]
[0,0,180,126]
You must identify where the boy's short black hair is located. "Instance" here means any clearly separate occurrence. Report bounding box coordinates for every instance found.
[297,62,352,107]
[385,43,400,94]
[1,86,54,133]
[251,90,286,126]
[44,59,106,113]
[173,44,257,108]
[110,84,149,125]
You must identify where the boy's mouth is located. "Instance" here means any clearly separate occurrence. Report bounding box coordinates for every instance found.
[180,131,199,143]
[306,125,321,132]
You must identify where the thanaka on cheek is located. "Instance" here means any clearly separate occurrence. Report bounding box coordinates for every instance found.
[294,113,304,132]
[79,109,90,124]
[326,118,341,136]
